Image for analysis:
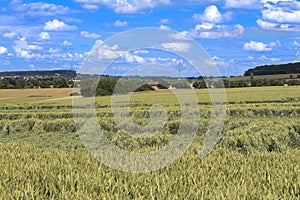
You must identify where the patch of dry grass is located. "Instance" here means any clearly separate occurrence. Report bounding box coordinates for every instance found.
[0,88,79,99]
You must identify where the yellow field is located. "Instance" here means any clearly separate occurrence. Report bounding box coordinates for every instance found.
[0,88,79,99]
[0,86,299,199]
[0,86,299,106]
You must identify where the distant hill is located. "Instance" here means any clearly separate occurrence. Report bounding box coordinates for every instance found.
[0,70,76,79]
[244,62,300,76]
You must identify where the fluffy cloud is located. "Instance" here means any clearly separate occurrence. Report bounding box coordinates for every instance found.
[74,0,171,14]
[13,37,42,59]
[261,0,295,3]
[39,32,51,40]
[160,18,170,24]
[243,41,277,52]
[257,19,300,31]
[168,31,191,40]
[88,40,127,61]
[89,42,185,71]
[161,42,190,52]
[195,23,214,30]
[262,7,300,24]
[159,25,171,30]
[40,51,84,62]
[81,4,99,10]
[0,24,41,39]
[193,5,223,23]
[124,54,145,64]
[11,0,71,17]
[133,50,149,54]
[259,55,280,62]
[80,31,101,38]
[114,20,128,27]
[3,32,17,39]
[0,46,8,55]
[49,48,60,53]
[262,0,300,9]
[88,40,186,66]
[257,1,300,31]
[62,40,72,46]
[190,24,244,39]
[224,0,261,9]
[43,19,77,31]
[256,19,277,29]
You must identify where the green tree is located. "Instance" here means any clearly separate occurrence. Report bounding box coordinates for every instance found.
[80,79,97,97]
[53,77,68,88]
[193,80,207,89]
[157,79,170,89]
[0,78,16,89]
[135,84,155,92]
[223,79,230,88]
[40,80,52,88]
[96,77,118,96]
[26,79,39,88]
[15,78,26,89]
[169,80,191,89]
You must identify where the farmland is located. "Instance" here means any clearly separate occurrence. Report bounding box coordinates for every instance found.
[0,86,299,199]
[228,73,300,81]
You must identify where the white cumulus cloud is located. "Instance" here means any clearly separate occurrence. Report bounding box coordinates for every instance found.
[161,42,190,52]
[193,5,223,23]
[81,4,99,10]
[81,31,101,38]
[224,0,261,9]
[0,46,8,55]
[43,19,77,31]
[168,31,191,40]
[74,0,171,14]
[257,19,277,29]
[133,50,149,54]
[262,7,300,24]
[159,25,171,30]
[11,1,71,17]
[39,32,51,40]
[195,23,214,30]
[190,24,244,39]
[62,40,72,46]
[86,40,127,61]
[257,1,300,31]
[259,55,280,62]
[13,37,42,59]
[243,41,276,52]
[3,32,17,39]
[257,19,300,31]
[114,20,128,27]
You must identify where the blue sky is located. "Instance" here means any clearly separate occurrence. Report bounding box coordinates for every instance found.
[0,0,300,76]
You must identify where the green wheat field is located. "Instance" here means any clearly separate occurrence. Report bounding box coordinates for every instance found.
[0,86,299,199]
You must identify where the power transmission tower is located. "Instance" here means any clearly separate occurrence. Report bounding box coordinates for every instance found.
[177,59,183,78]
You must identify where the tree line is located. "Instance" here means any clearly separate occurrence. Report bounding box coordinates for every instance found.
[244,62,300,76]
[79,77,197,97]
[193,78,300,89]
[0,70,76,80]
[2,75,299,93]
[80,77,156,97]
[80,76,300,97]
[0,77,74,89]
